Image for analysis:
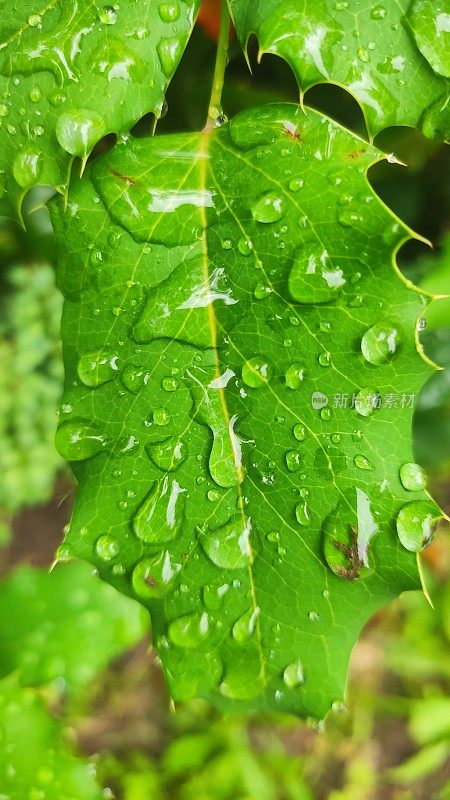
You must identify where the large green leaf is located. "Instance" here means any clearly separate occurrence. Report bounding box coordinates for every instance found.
[227,0,450,139]
[51,104,440,718]
[0,675,104,799]
[0,0,200,217]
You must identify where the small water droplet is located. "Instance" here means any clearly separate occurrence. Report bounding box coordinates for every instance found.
[295,501,310,526]
[354,454,373,470]
[95,534,120,561]
[254,280,273,299]
[133,477,186,543]
[29,86,42,103]
[99,5,117,24]
[283,659,304,688]
[162,376,179,392]
[370,4,386,19]
[354,388,380,417]
[153,407,171,426]
[198,515,253,569]
[361,321,401,364]
[289,245,345,304]
[318,351,331,367]
[232,607,260,643]
[293,424,306,441]
[286,450,302,472]
[237,238,253,256]
[121,364,148,394]
[242,356,272,388]
[396,501,438,552]
[78,349,119,388]
[251,191,286,223]
[132,551,181,599]
[169,611,210,648]
[285,363,305,389]
[289,177,304,192]
[28,13,42,26]
[12,145,42,188]
[202,582,229,610]
[399,462,427,491]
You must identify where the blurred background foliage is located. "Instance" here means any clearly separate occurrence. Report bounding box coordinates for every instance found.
[0,9,449,800]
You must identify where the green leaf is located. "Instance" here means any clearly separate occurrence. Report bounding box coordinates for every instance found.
[227,0,450,139]
[0,674,104,799]
[0,0,200,217]
[51,103,440,718]
[0,561,146,694]
[407,0,450,79]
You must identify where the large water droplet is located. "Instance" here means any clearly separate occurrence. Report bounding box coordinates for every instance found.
[95,534,120,561]
[133,477,186,543]
[78,349,119,388]
[132,551,181,599]
[55,419,107,461]
[56,109,105,157]
[12,145,42,188]
[399,462,427,491]
[157,37,183,76]
[288,245,345,304]
[232,607,260,643]
[158,2,180,22]
[190,383,243,488]
[242,356,272,388]
[146,436,187,472]
[361,321,401,364]
[322,489,378,579]
[198,515,253,569]
[169,611,210,648]
[396,501,438,552]
[251,191,286,223]
[283,659,305,688]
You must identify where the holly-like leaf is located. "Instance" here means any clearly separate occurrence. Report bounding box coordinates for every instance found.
[407,0,450,79]
[0,0,200,217]
[0,675,104,799]
[51,104,441,718]
[0,561,147,694]
[227,0,450,139]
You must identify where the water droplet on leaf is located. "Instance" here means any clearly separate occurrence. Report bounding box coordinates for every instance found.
[133,477,186,543]
[78,349,119,388]
[198,515,253,569]
[399,462,427,491]
[361,321,401,364]
[396,498,439,553]
[169,611,210,648]
[242,356,272,388]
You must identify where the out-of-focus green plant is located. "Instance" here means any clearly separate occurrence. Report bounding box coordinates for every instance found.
[0,261,63,535]
[0,560,147,798]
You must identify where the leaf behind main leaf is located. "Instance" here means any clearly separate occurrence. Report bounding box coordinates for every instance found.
[0,0,200,217]
[51,103,440,718]
[227,0,450,139]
